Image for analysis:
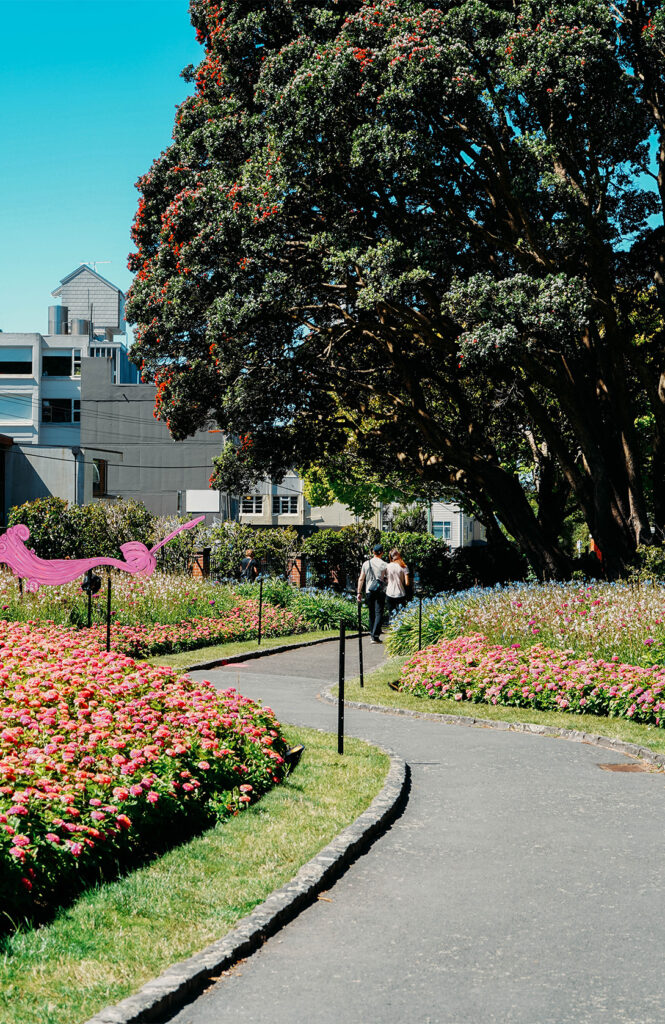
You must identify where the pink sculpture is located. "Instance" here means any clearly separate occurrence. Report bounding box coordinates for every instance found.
[0,516,206,592]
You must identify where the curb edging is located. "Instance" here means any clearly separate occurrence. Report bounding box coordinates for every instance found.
[183,632,360,672]
[318,688,665,769]
[85,749,408,1024]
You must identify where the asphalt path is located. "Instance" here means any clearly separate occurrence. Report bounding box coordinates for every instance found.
[166,639,665,1024]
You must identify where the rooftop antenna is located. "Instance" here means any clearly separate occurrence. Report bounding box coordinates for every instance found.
[80,261,111,273]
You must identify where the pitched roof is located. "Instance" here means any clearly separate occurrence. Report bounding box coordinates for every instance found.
[52,264,123,298]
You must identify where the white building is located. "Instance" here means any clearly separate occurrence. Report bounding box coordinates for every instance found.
[239,477,485,548]
[430,500,487,547]
[0,264,135,448]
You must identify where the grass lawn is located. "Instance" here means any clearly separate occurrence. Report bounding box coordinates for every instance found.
[145,629,337,669]
[1,727,389,1024]
[338,658,665,758]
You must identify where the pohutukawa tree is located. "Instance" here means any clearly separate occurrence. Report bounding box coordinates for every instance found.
[127,0,665,579]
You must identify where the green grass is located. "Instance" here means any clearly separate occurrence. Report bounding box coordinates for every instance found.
[1,727,389,1024]
[338,658,665,758]
[145,629,337,669]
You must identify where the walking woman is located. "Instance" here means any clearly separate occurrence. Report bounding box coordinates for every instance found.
[386,548,410,619]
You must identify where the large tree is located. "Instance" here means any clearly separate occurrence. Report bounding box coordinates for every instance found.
[127,0,665,579]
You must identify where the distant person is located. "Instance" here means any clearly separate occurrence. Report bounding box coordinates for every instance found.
[357,543,388,644]
[240,548,259,582]
[386,548,410,618]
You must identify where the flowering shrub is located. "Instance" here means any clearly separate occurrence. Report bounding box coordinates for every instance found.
[400,633,665,728]
[87,599,306,657]
[386,581,665,668]
[0,621,289,924]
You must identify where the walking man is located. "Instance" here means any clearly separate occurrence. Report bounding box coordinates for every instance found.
[357,543,388,644]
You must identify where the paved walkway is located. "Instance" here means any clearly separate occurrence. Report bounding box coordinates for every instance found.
[167,640,665,1024]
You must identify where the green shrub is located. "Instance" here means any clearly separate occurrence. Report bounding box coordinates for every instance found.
[7,498,156,559]
[300,524,380,588]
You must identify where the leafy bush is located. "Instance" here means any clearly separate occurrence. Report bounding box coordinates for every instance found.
[381,531,452,594]
[301,526,452,593]
[391,504,427,533]
[8,498,156,560]
[300,524,379,588]
[0,621,290,926]
[448,543,528,589]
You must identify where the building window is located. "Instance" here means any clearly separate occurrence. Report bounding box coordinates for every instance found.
[0,347,32,375]
[73,349,82,376]
[41,398,79,423]
[272,495,298,515]
[93,458,107,497]
[432,520,452,541]
[43,353,72,377]
[0,393,32,420]
[241,495,263,515]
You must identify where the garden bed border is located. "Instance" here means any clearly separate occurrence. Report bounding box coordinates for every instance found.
[318,688,665,769]
[84,746,408,1024]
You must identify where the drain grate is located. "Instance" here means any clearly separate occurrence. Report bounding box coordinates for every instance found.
[597,762,659,773]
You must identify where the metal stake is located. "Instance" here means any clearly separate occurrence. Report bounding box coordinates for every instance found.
[18,577,23,598]
[338,621,345,754]
[87,576,92,628]
[257,577,264,645]
[106,573,112,652]
[357,599,364,688]
[418,594,423,651]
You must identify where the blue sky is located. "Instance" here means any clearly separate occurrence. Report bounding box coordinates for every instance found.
[0,0,201,335]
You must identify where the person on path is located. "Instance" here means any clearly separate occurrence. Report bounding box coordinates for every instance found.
[240,548,259,582]
[386,548,410,619]
[357,543,388,643]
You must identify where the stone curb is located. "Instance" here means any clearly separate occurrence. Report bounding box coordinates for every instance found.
[319,688,665,769]
[183,632,359,672]
[84,749,409,1024]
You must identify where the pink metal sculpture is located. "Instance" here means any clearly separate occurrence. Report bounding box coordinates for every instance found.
[0,516,206,592]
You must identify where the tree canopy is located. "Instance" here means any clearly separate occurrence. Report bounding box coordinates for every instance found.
[127,0,665,578]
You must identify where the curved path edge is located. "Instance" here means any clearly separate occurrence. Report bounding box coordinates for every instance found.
[319,687,665,768]
[85,749,409,1024]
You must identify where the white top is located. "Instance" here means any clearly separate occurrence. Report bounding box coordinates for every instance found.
[361,556,388,588]
[386,561,409,598]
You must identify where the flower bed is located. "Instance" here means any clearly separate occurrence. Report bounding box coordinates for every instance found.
[400,633,665,727]
[386,581,665,667]
[88,598,306,657]
[0,621,289,925]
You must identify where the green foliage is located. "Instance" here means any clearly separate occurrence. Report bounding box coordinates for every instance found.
[391,504,427,534]
[8,498,155,560]
[127,0,665,581]
[205,522,299,578]
[301,524,380,587]
[300,525,452,593]
[629,544,665,583]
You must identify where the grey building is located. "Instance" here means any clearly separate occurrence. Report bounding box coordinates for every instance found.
[80,357,230,521]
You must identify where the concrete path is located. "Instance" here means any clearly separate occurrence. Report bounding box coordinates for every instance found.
[167,640,665,1024]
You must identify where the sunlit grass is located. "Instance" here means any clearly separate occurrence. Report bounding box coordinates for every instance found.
[1,727,389,1024]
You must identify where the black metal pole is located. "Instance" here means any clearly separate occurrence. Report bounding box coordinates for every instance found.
[18,577,23,598]
[338,621,345,754]
[257,577,263,645]
[418,594,423,651]
[106,574,112,652]
[87,574,92,629]
[357,599,364,689]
